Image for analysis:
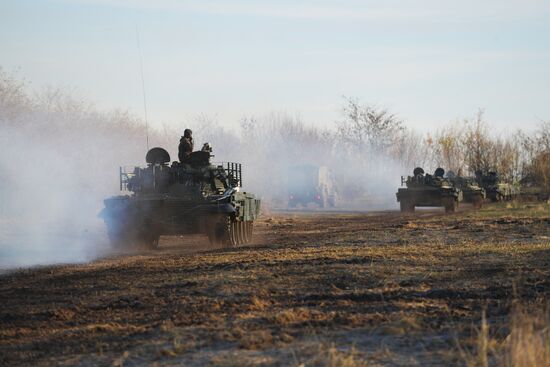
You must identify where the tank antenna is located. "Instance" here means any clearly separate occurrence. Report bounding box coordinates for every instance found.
[136,25,149,150]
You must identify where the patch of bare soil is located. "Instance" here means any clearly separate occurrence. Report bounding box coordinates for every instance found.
[1,204,549,366]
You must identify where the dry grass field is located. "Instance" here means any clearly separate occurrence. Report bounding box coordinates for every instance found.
[1,203,549,366]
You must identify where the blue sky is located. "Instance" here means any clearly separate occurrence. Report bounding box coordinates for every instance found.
[1,0,549,132]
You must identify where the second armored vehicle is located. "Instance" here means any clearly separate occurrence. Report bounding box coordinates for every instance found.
[287,165,337,208]
[475,171,518,202]
[446,172,485,209]
[396,167,462,213]
[100,146,261,249]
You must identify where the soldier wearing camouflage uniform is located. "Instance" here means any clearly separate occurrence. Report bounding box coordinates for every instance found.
[178,129,194,163]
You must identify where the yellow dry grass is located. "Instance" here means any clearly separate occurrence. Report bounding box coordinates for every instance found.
[1,204,549,366]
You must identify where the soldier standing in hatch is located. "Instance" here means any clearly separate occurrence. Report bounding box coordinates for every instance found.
[178,129,194,163]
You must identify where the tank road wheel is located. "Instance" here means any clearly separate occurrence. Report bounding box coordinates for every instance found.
[228,219,240,248]
[244,221,253,243]
[240,221,248,244]
[208,218,228,247]
[241,221,253,244]
[207,217,254,248]
[400,200,415,213]
[242,221,253,244]
[236,221,244,245]
[208,217,241,248]
[443,197,458,213]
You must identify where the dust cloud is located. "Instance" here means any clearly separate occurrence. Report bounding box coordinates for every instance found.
[189,113,407,210]
[0,71,161,269]
[0,71,407,269]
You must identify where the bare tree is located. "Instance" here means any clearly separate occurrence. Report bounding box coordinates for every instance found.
[0,67,33,123]
[462,110,494,174]
[520,121,550,189]
[336,97,404,155]
[431,124,465,174]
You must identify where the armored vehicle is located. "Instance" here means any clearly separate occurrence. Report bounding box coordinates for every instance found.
[446,171,485,209]
[475,171,518,202]
[396,167,462,213]
[287,165,337,208]
[100,146,261,249]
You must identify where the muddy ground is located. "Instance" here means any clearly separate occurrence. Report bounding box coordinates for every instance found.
[1,203,549,366]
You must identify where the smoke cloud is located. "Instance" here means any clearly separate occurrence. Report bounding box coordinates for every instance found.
[0,70,162,269]
[2,69,541,269]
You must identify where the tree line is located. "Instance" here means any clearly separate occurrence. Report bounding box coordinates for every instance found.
[1,67,549,204]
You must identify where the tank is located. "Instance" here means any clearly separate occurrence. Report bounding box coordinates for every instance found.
[396,167,462,213]
[446,171,485,209]
[99,146,261,249]
[286,165,337,208]
[475,171,518,202]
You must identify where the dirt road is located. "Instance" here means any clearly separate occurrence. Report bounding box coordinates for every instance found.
[1,204,549,366]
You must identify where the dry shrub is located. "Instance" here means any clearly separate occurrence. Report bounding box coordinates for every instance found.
[462,303,549,367]
[273,308,314,326]
[239,329,274,350]
[249,295,270,311]
[502,304,550,367]
[300,344,368,367]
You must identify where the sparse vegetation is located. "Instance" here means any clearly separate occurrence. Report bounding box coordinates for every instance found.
[1,205,548,366]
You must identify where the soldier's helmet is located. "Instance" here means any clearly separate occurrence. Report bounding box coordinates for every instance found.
[447,170,456,180]
[184,129,192,138]
[413,167,425,176]
[434,167,445,178]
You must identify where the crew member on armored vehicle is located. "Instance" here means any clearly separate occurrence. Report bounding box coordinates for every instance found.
[446,171,485,209]
[396,167,462,213]
[475,170,517,202]
[100,142,261,250]
[178,128,194,163]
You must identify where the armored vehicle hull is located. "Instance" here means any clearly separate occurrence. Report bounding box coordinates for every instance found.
[100,147,260,249]
[396,167,461,213]
[397,187,460,213]
[447,174,485,209]
[476,171,518,202]
[484,184,517,202]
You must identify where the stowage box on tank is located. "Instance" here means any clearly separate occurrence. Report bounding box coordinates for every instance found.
[99,146,261,249]
[396,167,462,213]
